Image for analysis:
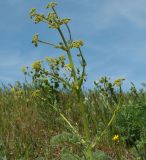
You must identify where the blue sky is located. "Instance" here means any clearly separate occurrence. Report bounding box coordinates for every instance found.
[0,0,146,89]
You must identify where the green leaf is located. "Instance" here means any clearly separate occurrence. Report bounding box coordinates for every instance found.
[61,148,81,160]
[50,132,81,147]
[92,150,112,160]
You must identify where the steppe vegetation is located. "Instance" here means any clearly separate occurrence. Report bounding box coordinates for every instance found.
[0,2,146,160]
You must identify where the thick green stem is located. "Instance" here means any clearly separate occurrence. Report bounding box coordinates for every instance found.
[57,28,77,82]
[52,6,92,158]
[77,90,93,160]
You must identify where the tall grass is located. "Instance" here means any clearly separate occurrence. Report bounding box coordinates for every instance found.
[0,80,146,159]
[1,2,146,160]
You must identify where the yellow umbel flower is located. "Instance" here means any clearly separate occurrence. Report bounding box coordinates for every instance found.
[32,34,39,47]
[61,18,71,24]
[114,78,125,86]
[72,40,84,48]
[34,15,43,23]
[32,61,41,71]
[65,63,72,70]
[46,2,57,9]
[112,134,119,142]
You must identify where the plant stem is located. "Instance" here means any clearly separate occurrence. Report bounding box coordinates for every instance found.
[38,40,56,47]
[52,7,77,82]
[65,24,72,41]
[52,6,92,158]
[91,102,120,149]
[78,47,86,89]
[57,27,77,82]
[77,90,93,160]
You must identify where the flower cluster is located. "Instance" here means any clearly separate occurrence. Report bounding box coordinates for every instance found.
[32,61,41,71]
[32,34,39,47]
[47,12,70,29]
[72,40,84,48]
[114,78,125,86]
[61,18,71,24]
[46,2,57,9]
[29,8,44,24]
[34,14,44,23]
[64,63,72,70]
[29,8,36,18]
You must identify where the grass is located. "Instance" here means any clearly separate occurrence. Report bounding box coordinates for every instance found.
[1,2,146,160]
[0,80,146,160]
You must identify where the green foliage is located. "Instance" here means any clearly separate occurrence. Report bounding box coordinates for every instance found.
[50,132,81,147]
[60,148,81,160]
[92,150,112,160]
[27,1,95,159]
[1,82,146,159]
[1,1,146,160]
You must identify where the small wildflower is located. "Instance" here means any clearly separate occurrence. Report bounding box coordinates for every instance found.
[76,85,79,90]
[72,40,84,48]
[29,8,36,18]
[73,83,79,90]
[114,78,125,86]
[61,18,71,24]
[32,61,41,71]
[32,34,39,47]
[45,57,57,65]
[47,12,57,19]
[50,22,60,29]
[31,89,41,98]
[11,87,15,93]
[21,67,26,73]
[112,134,119,142]
[46,2,57,9]
[65,63,72,70]
[34,15,43,23]
[59,55,65,61]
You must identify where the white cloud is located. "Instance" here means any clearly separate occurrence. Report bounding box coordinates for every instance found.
[101,0,146,27]
[69,0,146,36]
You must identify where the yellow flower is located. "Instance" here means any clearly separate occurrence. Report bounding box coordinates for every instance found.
[114,78,125,86]
[65,63,72,70]
[46,2,57,9]
[11,87,15,93]
[29,8,36,18]
[32,61,41,71]
[34,15,43,23]
[31,89,40,98]
[32,34,39,47]
[112,134,119,142]
[61,18,71,24]
[72,40,84,48]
